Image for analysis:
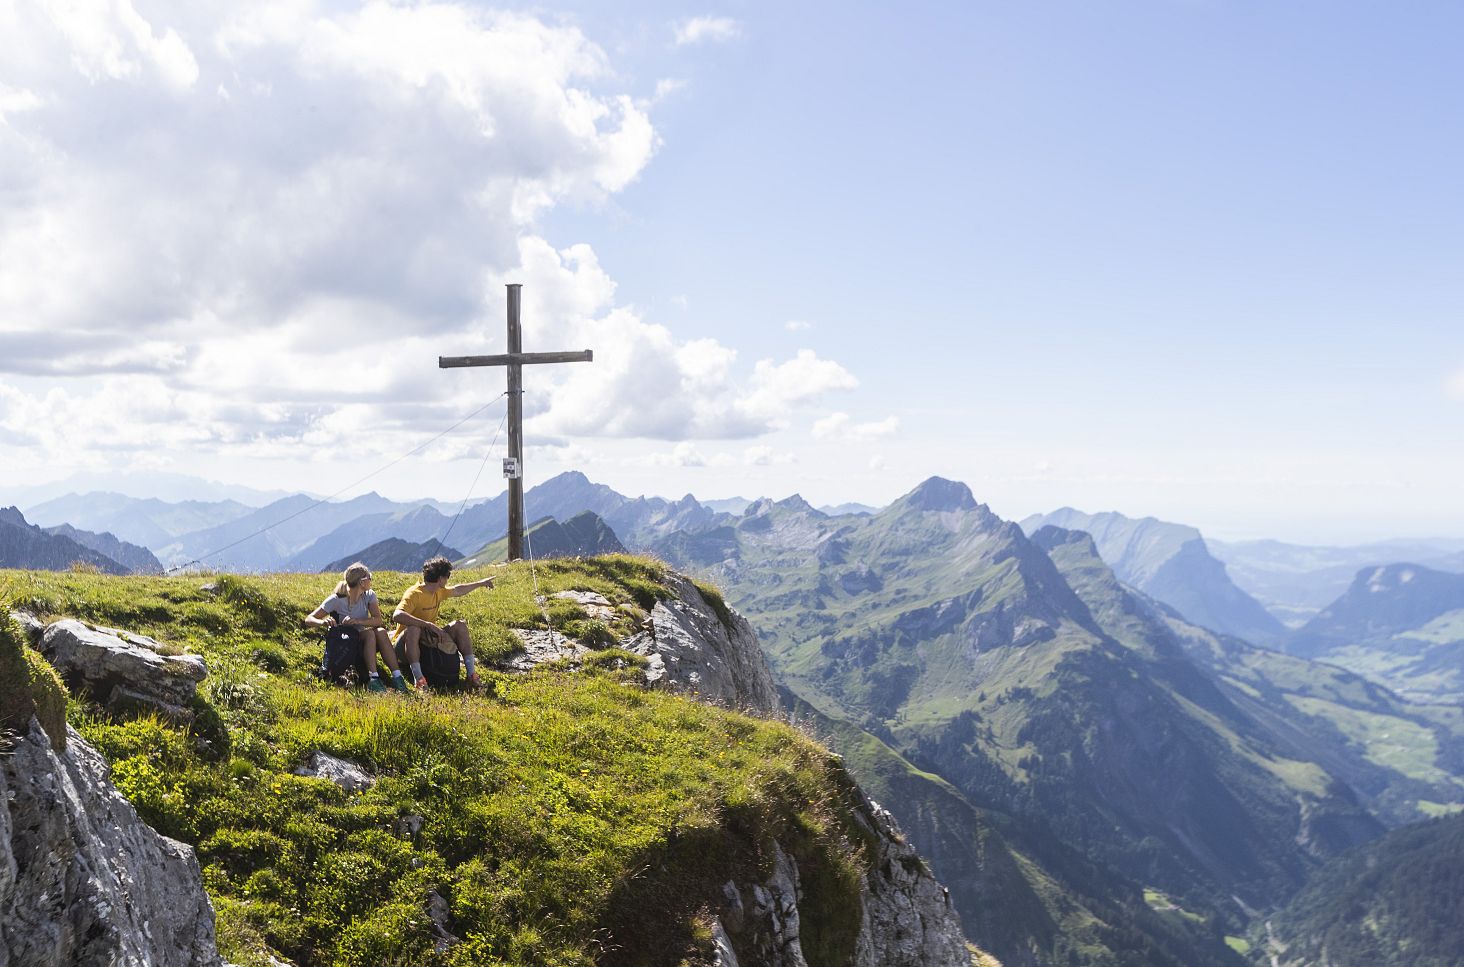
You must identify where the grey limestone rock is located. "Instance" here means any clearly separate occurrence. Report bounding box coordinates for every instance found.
[8,609,45,646]
[39,619,207,720]
[502,628,590,671]
[292,751,375,792]
[851,798,972,967]
[714,797,971,967]
[621,574,781,715]
[0,718,222,967]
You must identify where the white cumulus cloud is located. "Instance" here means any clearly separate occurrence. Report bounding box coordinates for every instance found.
[812,412,898,441]
[0,1,861,478]
[673,16,742,47]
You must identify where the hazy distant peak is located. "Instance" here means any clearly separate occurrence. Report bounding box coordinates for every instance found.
[1029,524,1100,557]
[896,476,977,513]
[775,493,821,514]
[547,470,591,486]
[0,506,26,527]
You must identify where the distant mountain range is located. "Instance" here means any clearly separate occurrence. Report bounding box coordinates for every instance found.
[5,470,299,509]
[1021,507,1287,646]
[1283,563,1464,705]
[0,507,158,575]
[458,511,626,567]
[14,470,1464,963]
[321,538,464,575]
[25,491,256,549]
[1211,537,1464,627]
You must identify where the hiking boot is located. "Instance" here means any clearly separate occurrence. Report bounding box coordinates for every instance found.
[415,676,429,691]
[391,675,411,693]
[366,677,387,693]
[467,672,483,689]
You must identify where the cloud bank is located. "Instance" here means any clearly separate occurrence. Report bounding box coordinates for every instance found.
[0,0,851,475]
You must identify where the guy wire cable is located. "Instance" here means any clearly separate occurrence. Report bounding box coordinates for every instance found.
[522,503,561,653]
[164,393,509,574]
[436,407,510,553]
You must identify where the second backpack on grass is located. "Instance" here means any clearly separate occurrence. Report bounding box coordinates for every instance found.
[395,640,461,688]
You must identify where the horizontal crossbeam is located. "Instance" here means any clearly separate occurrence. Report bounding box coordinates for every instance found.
[439,350,593,369]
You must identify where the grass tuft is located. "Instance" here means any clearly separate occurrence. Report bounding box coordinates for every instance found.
[0,608,68,750]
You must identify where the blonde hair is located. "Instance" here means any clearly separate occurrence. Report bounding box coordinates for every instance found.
[334,562,371,598]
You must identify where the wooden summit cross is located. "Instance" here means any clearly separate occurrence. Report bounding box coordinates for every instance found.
[440,283,592,561]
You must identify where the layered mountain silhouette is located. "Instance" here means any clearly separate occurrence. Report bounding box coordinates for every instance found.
[41,522,162,573]
[1,507,144,575]
[1211,537,1464,627]
[24,491,254,548]
[1021,507,1286,645]
[321,538,464,575]
[458,511,626,565]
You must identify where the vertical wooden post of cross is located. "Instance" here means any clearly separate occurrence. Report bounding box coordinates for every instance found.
[439,284,592,560]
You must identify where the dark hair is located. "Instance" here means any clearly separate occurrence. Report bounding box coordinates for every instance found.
[422,556,453,584]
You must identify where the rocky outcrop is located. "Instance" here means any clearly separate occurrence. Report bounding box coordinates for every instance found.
[39,619,207,721]
[711,795,971,967]
[622,574,781,715]
[496,577,782,716]
[852,799,973,966]
[0,717,222,967]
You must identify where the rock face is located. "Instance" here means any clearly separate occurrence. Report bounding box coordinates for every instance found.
[0,718,222,967]
[711,794,971,967]
[39,619,208,720]
[623,573,781,715]
[852,799,974,966]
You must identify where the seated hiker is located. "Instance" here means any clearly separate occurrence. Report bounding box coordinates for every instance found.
[392,555,494,690]
[307,562,410,693]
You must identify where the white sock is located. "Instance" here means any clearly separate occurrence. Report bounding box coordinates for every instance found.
[410,662,424,679]
[392,669,404,679]
[369,670,380,678]
[464,655,477,676]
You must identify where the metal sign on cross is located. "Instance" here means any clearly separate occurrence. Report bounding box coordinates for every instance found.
[440,284,592,561]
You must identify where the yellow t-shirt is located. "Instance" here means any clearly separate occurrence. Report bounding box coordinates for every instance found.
[392,583,453,644]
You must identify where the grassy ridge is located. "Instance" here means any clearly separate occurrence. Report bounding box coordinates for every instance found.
[1,559,875,967]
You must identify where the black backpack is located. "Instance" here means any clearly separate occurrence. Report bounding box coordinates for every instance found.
[394,638,461,688]
[319,621,367,685]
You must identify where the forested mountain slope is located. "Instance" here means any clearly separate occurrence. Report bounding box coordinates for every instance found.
[1261,812,1464,967]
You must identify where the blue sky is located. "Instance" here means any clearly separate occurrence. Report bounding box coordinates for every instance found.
[1,1,1461,542]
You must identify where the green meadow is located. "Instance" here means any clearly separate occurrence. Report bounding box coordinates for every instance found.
[1,558,875,967]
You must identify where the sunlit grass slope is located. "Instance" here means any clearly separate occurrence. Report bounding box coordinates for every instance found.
[1,558,876,967]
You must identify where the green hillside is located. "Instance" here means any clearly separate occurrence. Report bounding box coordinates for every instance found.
[2,559,907,967]
[1261,812,1464,966]
[788,692,1244,967]
[1288,563,1464,705]
[1157,596,1464,824]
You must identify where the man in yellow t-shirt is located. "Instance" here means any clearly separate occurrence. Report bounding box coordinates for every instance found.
[392,555,495,689]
